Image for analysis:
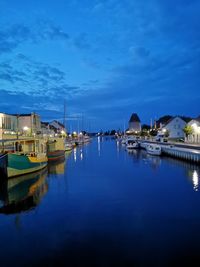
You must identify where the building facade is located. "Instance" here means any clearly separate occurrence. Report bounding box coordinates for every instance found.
[187,116,200,143]
[17,113,41,135]
[0,113,17,139]
[49,120,65,134]
[162,116,186,139]
[128,113,141,133]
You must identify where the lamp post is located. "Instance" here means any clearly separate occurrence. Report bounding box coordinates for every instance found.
[23,126,29,136]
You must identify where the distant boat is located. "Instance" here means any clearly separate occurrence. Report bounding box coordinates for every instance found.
[146,144,162,156]
[65,141,73,152]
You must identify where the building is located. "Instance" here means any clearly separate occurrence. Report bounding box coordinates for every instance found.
[187,116,200,143]
[0,113,17,139]
[49,120,66,134]
[161,116,186,139]
[41,122,57,137]
[15,113,41,135]
[128,113,141,133]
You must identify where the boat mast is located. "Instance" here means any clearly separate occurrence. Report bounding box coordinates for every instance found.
[63,100,67,133]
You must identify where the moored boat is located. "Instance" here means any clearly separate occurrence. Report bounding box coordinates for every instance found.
[7,152,47,178]
[146,144,162,156]
[2,138,48,178]
[0,152,8,177]
[65,142,73,152]
[126,139,140,149]
[47,138,65,161]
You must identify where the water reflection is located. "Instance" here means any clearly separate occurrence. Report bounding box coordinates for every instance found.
[0,168,48,214]
[73,148,77,162]
[98,136,101,156]
[162,155,200,192]
[48,159,66,175]
[126,149,161,169]
[80,148,83,160]
[192,170,199,191]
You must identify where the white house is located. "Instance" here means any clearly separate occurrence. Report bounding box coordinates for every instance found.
[41,122,57,137]
[128,113,141,133]
[187,116,200,143]
[49,120,66,134]
[161,116,186,139]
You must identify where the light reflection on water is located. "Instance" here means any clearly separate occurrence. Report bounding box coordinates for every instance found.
[97,136,101,156]
[192,170,199,191]
[0,137,200,266]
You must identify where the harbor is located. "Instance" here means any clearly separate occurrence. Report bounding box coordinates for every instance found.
[0,137,200,266]
[0,0,199,265]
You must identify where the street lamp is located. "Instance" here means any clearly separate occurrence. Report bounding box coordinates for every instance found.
[23,126,29,136]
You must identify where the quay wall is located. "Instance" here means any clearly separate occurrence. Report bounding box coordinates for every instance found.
[140,141,200,164]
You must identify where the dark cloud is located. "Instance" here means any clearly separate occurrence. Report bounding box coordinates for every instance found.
[0,22,70,55]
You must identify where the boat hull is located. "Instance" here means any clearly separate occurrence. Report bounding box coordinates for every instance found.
[47,150,65,161]
[0,153,8,177]
[7,153,47,178]
[147,150,161,156]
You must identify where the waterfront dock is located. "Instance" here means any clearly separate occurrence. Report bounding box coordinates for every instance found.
[140,140,200,164]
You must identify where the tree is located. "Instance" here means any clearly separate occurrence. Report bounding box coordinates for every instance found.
[149,129,158,136]
[110,129,116,135]
[164,129,170,138]
[183,125,193,137]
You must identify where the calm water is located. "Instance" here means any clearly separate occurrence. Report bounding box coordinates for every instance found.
[0,137,200,267]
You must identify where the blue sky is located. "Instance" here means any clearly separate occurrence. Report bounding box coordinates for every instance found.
[0,0,200,131]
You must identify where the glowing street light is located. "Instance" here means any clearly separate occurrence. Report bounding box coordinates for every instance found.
[23,126,29,131]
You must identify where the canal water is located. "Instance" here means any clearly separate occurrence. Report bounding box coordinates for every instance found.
[0,137,200,267]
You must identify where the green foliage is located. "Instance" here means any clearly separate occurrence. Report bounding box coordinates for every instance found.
[183,125,193,137]
[164,130,170,137]
[141,124,151,130]
[149,129,158,136]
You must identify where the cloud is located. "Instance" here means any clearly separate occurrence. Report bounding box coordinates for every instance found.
[0,22,70,55]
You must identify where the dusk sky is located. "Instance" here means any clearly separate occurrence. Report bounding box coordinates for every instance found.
[0,0,199,131]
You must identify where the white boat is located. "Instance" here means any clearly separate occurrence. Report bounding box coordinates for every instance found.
[126,140,139,149]
[65,142,73,152]
[146,144,162,156]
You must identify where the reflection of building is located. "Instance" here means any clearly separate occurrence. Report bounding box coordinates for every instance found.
[187,116,200,143]
[161,116,186,139]
[0,113,17,139]
[128,113,141,133]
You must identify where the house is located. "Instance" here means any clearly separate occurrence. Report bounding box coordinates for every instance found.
[12,113,41,135]
[187,116,200,143]
[49,120,66,134]
[128,113,141,133]
[0,113,17,139]
[41,122,57,137]
[161,116,186,139]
